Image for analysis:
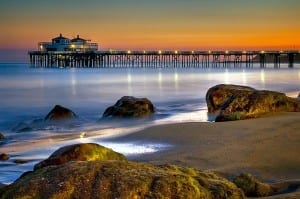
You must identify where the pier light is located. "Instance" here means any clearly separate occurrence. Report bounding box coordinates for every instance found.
[109,49,113,53]
[260,50,265,54]
[143,50,146,54]
[174,50,178,54]
[225,50,229,54]
[127,50,131,54]
[158,50,162,55]
[40,45,43,50]
[191,50,194,54]
[242,50,247,54]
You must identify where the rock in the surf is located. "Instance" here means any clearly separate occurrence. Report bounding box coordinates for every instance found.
[0,153,10,161]
[206,84,300,121]
[103,96,155,118]
[45,105,77,120]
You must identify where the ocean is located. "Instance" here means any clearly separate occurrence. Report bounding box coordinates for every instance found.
[0,63,300,184]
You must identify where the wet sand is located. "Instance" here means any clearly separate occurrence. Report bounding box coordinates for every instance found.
[105,112,300,198]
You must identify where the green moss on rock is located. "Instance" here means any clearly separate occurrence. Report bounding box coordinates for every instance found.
[1,161,245,199]
[206,84,300,121]
[34,143,127,170]
[233,173,273,197]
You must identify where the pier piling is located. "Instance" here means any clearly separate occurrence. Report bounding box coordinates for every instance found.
[29,50,299,68]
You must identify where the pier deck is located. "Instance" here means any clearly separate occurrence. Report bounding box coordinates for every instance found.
[29,50,300,68]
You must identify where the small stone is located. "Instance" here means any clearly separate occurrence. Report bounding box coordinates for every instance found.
[0,153,10,161]
[14,159,28,164]
[11,122,32,133]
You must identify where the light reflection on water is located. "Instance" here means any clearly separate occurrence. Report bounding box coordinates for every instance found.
[242,70,247,84]
[0,64,299,133]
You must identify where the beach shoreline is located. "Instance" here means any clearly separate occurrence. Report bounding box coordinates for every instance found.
[103,112,300,181]
[1,112,300,197]
[2,112,300,181]
[103,112,300,198]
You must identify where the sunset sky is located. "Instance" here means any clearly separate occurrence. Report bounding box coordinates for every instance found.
[1,0,300,61]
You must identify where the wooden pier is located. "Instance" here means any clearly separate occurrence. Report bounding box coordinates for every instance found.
[29,50,300,68]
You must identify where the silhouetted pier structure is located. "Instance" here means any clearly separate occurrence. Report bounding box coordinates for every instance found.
[29,50,300,68]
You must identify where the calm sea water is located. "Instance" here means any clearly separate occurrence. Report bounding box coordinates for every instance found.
[0,63,300,184]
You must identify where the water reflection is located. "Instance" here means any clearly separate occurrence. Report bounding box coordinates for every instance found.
[224,69,229,84]
[174,71,179,92]
[260,70,265,86]
[158,70,162,95]
[242,70,247,84]
[127,72,132,95]
[71,74,77,95]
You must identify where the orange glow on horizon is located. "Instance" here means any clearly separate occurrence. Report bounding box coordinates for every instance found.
[2,30,299,51]
[0,2,300,51]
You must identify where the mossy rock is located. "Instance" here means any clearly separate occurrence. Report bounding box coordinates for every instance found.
[45,105,77,120]
[34,143,127,170]
[0,133,4,140]
[0,153,9,161]
[103,96,155,118]
[1,161,245,199]
[206,84,300,121]
[233,173,273,197]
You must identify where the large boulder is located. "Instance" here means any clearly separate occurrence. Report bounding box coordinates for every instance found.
[103,96,155,118]
[206,84,300,121]
[1,161,245,199]
[45,105,77,120]
[34,143,127,170]
[233,173,273,197]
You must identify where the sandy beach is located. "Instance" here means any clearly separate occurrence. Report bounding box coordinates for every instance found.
[1,112,300,198]
[104,112,300,198]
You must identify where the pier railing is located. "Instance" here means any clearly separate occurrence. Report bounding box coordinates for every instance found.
[29,50,300,68]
